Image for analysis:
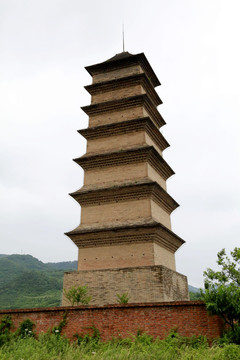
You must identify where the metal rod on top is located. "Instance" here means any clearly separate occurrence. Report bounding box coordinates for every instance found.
[122,23,125,52]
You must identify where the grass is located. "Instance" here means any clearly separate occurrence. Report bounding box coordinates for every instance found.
[0,331,240,360]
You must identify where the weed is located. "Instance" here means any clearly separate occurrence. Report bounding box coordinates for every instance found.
[63,285,91,306]
[17,319,35,338]
[116,292,129,304]
[74,324,101,346]
[52,311,68,335]
[0,315,12,347]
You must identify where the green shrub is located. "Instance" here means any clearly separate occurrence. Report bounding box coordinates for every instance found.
[202,247,240,343]
[116,292,129,304]
[0,316,12,334]
[74,325,101,346]
[17,318,35,338]
[38,332,71,354]
[189,291,202,300]
[0,315,12,347]
[63,285,91,306]
[222,344,240,360]
[214,325,240,346]
[52,311,68,335]
[165,328,208,349]
[0,322,240,359]
[135,332,153,345]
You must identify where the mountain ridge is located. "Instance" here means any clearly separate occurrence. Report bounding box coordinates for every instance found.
[0,254,200,309]
[0,254,77,309]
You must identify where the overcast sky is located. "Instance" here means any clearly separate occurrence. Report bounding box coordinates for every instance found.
[0,0,239,287]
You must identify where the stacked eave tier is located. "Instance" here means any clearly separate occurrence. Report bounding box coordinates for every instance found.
[66,52,185,255]
[82,53,164,129]
[84,73,162,108]
[66,179,185,254]
[82,93,165,129]
[74,145,173,183]
[81,52,168,155]
[85,51,161,88]
[79,117,169,156]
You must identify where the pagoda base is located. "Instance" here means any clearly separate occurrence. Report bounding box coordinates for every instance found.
[62,265,189,306]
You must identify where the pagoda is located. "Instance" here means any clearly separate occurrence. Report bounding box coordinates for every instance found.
[62,52,189,305]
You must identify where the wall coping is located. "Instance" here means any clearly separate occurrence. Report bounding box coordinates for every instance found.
[0,301,205,315]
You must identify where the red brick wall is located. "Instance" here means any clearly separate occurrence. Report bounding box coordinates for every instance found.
[0,301,224,341]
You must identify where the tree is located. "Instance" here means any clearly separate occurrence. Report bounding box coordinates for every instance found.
[202,247,240,341]
[189,291,201,301]
[63,285,91,306]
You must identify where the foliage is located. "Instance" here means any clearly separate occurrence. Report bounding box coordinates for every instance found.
[74,325,101,345]
[17,318,35,338]
[116,292,129,304]
[46,260,77,270]
[63,285,91,306]
[0,329,240,359]
[202,247,240,343]
[0,315,12,347]
[52,311,68,335]
[164,328,208,349]
[0,271,63,310]
[189,291,202,300]
[0,253,200,311]
[0,316,36,346]
[0,315,12,334]
[38,332,71,355]
[213,325,240,347]
[0,254,77,310]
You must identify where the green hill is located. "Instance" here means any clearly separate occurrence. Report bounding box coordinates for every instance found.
[0,254,77,310]
[0,254,200,309]
[46,260,78,270]
[188,285,201,293]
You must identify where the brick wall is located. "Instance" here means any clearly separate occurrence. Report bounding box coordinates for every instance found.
[0,302,224,342]
[62,266,189,305]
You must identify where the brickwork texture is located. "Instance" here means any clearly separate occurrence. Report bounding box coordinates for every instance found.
[65,52,189,303]
[62,266,189,306]
[0,302,224,342]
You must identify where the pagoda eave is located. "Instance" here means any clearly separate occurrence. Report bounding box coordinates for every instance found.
[81,94,165,128]
[63,51,189,305]
[85,52,161,87]
[78,118,170,152]
[70,180,179,213]
[73,146,175,180]
[84,73,162,107]
[65,220,185,253]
